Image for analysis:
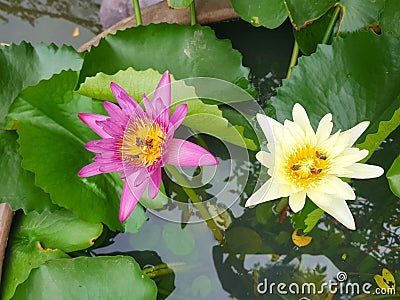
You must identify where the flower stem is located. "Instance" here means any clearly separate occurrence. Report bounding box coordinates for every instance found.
[132,0,143,26]
[190,1,196,26]
[286,40,299,79]
[322,5,341,44]
[165,165,224,242]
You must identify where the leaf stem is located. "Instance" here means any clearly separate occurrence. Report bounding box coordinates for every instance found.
[190,1,196,26]
[165,165,224,242]
[286,41,299,79]
[322,5,341,44]
[132,0,143,26]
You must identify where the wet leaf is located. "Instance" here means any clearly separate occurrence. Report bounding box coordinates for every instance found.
[1,209,102,300]
[12,256,157,300]
[230,0,288,29]
[6,70,135,231]
[292,228,312,247]
[79,24,252,93]
[387,154,400,198]
[271,32,400,157]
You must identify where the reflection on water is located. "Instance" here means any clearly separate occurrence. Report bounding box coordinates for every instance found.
[0,0,101,47]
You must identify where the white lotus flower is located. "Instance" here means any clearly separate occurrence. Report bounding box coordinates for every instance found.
[246,103,384,230]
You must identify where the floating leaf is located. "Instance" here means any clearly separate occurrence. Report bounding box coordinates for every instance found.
[292,228,312,247]
[0,131,56,212]
[229,0,288,29]
[0,42,83,212]
[374,268,396,290]
[1,209,102,300]
[79,24,252,92]
[12,256,157,300]
[168,0,193,8]
[338,0,384,33]
[380,0,400,38]
[6,70,131,231]
[285,0,336,29]
[387,154,400,198]
[271,32,400,156]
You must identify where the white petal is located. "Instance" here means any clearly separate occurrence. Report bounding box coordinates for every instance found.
[256,151,275,169]
[289,190,306,212]
[307,190,356,230]
[337,163,384,179]
[331,148,368,167]
[342,121,369,146]
[316,113,333,143]
[292,103,317,146]
[256,113,282,145]
[245,178,288,207]
[315,176,355,200]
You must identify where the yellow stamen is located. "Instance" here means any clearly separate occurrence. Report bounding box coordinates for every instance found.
[122,118,166,167]
[285,145,329,188]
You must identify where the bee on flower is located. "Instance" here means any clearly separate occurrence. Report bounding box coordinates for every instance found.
[78,72,218,222]
[246,103,384,230]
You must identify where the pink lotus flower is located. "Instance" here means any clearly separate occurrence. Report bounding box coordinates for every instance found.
[78,72,219,222]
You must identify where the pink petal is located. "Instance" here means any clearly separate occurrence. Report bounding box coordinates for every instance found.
[153,72,171,111]
[78,162,102,177]
[119,174,148,222]
[104,101,128,125]
[169,104,188,129]
[164,138,219,166]
[142,94,155,119]
[148,167,162,199]
[78,113,111,138]
[110,82,139,116]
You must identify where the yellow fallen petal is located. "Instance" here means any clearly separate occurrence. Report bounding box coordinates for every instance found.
[72,27,80,37]
[292,228,312,247]
[374,268,396,290]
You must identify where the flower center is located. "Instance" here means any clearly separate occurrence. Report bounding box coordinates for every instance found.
[285,145,329,188]
[122,118,167,167]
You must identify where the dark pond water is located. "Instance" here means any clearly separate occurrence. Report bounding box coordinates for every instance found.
[2,1,399,299]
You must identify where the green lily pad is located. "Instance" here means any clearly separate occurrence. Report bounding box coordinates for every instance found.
[338,0,384,33]
[78,23,252,92]
[0,131,56,212]
[387,154,400,198]
[169,0,193,8]
[1,209,102,300]
[6,70,128,231]
[380,0,400,38]
[0,42,83,212]
[271,31,400,157]
[229,0,288,29]
[285,0,336,29]
[12,256,157,300]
